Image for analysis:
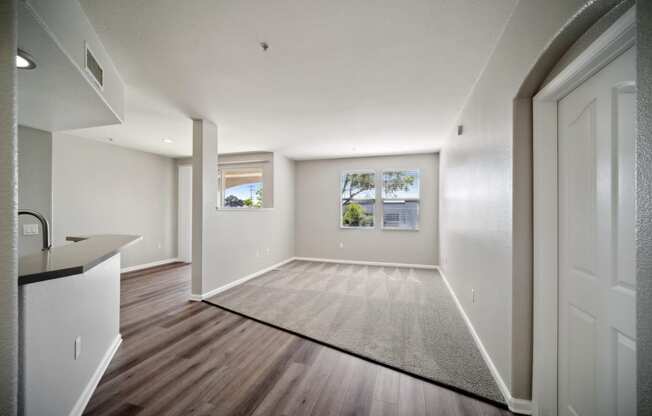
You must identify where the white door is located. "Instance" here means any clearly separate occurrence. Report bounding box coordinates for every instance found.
[178,165,192,263]
[557,46,636,416]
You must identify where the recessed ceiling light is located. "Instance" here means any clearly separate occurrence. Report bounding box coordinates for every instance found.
[162,138,174,144]
[16,49,36,70]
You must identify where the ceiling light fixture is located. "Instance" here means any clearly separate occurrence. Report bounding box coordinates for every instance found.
[162,138,174,144]
[16,49,36,70]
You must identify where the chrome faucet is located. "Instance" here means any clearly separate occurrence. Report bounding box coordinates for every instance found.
[18,209,51,251]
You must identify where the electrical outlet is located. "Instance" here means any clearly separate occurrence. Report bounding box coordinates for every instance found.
[74,336,82,360]
[23,223,39,235]
[157,241,162,249]
[256,249,260,257]
[266,248,271,255]
[339,242,344,249]
[472,289,476,304]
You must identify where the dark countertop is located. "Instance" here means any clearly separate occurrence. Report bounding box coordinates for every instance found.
[18,234,142,286]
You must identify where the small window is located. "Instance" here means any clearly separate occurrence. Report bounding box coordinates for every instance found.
[218,167,264,208]
[382,170,420,230]
[341,171,375,228]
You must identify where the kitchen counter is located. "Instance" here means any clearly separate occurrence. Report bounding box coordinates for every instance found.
[18,234,141,285]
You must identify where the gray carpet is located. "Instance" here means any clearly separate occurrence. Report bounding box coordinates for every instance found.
[205,260,504,404]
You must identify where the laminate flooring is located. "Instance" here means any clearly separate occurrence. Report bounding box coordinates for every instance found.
[84,263,513,416]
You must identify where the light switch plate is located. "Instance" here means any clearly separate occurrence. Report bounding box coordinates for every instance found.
[23,223,39,235]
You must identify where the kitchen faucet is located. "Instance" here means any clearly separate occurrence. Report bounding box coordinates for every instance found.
[18,209,51,251]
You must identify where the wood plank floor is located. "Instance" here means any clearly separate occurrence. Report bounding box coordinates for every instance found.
[84,263,513,416]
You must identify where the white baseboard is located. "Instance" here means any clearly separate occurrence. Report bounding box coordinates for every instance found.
[121,257,180,273]
[294,256,438,270]
[190,257,297,301]
[69,334,122,416]
[190,257,438,302]
[436,266,532,415]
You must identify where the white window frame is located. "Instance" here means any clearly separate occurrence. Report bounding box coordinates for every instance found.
[380,169,421,231]
[339,169,377,230]
[218,165,265,210]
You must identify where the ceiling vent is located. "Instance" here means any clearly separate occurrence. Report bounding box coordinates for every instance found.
[84,42,103,90]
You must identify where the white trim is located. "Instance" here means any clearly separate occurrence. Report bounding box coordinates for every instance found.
[436,267,532,415]
[121,257,180,273]
[216,207,275,212]
[190,257,297,301]
[190,256,438,303]
[295,256,437,270]
[189,293,203,302]
[178,164,193,263]
[219,159,269,166]
[218,165,265,209]
[532,7,635,416]
[536,7,636,101]
[69,334,122,416]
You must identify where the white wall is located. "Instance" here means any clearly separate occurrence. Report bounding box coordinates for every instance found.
[295,153,438,265]
[190,119,295,296]
[0,1,19,412]
[200,152,295,293]
[52,133,177,268]
[438,0,592,399]
[26,0,124,121]
[18,126,52,256]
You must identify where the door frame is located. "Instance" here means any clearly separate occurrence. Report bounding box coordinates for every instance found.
[531,7,636,415]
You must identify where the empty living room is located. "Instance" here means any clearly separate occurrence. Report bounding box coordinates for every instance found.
[1,0,651,415]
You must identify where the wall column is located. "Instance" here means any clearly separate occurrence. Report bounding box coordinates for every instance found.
[191,119,218,298]
[0,0,18,414]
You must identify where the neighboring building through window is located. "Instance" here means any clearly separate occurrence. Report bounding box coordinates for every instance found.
[218,167,264,208]
[340,171,375,228]
[382,170,420,230]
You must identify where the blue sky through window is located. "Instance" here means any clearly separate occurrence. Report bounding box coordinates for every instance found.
[225,182,262,203]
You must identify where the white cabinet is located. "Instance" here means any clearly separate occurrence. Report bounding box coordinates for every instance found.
[20,254,121,416]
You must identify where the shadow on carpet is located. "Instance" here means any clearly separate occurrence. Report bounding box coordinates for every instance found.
[204,260,504,405]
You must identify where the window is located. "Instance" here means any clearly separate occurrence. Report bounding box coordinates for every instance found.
[218,167,264,208]
[340,171,375,228]
[382,170,420,230]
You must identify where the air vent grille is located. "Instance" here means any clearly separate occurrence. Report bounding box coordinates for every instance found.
[85,44,103,89]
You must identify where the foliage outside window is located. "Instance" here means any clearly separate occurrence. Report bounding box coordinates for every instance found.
[219,167,264,209]
[340,171,375,228]
[382,170,420,230]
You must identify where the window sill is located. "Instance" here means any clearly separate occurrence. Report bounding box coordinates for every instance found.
[216,207,274,212]
[339,225,376,230]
